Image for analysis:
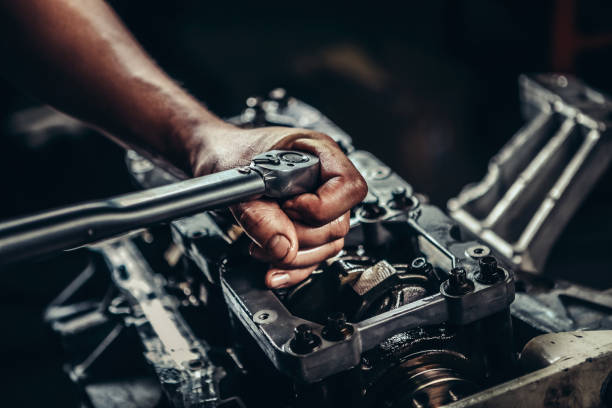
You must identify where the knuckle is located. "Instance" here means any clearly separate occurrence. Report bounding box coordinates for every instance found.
[353,174,368,199]
[331,238,345,253]
[301,129,331,141]
[329,215,350,240]
[238,206,268,235]
[316,132,336,144]
[343,174,368,207]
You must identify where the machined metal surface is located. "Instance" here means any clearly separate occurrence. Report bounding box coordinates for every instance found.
[219,149,514,383]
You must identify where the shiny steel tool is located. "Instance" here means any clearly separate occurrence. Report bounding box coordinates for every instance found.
[0,150,319,265]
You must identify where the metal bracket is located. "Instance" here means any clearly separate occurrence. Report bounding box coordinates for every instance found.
[448,74,612,273]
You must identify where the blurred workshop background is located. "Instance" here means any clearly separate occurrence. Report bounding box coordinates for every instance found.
[0,1,611,406]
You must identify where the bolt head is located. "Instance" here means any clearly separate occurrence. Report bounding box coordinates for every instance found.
[449,267,467,286]
[322,312,354,342]
[392,186,406,198]
[327,312,347,330]
[269,88,287,101]
[291,324,321,354]
[362,193,379,206]
[443,267,474,296]
[246,96,263,108]
[295,324,312,339]
[479,256,497,272]
[476,256,503,284]
[361,193,385,218]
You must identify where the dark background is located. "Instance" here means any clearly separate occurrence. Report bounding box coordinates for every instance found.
[0,1,611,406]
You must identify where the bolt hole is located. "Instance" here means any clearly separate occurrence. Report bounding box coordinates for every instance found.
[188,360,203,370]
[449,225,462,241]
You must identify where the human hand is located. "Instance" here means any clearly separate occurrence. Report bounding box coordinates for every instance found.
[192,125,367,288]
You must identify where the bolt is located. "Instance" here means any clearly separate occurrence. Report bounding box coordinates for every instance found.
[361,193,384,219]
[290,324,321,354]
[476,256,503,284]
[411,257,434,278]
[246,96,262,108]
[444,267,474,296]
[322,312,354,341]
[159,368,182,386]
[389,186,411,209]
[449,267,467,287]
[392,186,406,199]
[269,88,289,108]
[245,96,266,124]
[188,359,203,370]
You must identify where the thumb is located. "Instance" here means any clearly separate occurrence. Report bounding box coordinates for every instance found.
[230,198,299,264]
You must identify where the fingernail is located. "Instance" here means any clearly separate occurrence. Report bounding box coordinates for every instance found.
[269,273,290,288]
[266,235,291,260]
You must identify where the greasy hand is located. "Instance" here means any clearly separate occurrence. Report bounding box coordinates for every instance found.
[192,125,367,288]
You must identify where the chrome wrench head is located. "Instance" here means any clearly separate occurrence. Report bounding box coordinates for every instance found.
[251,150,320,198]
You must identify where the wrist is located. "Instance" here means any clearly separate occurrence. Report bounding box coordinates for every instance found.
[163,102,238,177]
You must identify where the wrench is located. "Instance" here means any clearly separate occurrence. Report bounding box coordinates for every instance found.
[0,150,319,265]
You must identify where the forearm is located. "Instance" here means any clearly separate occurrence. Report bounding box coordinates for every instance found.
[0,0,368,289]
[0,0,230,174]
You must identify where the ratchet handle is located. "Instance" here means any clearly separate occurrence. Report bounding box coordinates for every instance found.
[0,150,319,266]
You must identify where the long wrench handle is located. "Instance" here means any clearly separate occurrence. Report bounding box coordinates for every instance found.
[0,149,320,266]
[0,167,266,265]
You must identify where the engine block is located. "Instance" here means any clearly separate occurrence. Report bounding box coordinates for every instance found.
[40,75,612,408]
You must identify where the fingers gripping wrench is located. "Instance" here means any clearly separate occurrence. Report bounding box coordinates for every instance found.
[0,150,320,265]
